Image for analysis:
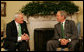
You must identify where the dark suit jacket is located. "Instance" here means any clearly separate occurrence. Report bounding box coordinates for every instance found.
[53,20,78,41]
[3,20,29,49]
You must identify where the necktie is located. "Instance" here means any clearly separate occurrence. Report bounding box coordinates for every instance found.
[61,23,65,38]
[18,24,22,37]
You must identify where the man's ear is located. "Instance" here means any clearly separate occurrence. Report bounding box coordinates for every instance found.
[62,15,65,19]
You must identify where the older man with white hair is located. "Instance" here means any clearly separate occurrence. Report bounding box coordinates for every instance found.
[3,12,30,51]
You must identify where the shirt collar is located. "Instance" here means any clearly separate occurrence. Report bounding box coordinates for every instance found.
[61,19,66,24]
[15,21,19,26]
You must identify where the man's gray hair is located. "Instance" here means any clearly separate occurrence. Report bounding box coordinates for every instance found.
[58,10,67,19]
[14,12,23,19]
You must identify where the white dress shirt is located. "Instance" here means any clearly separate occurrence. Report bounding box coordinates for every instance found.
[15,21,22,42]
[61,20,65,30]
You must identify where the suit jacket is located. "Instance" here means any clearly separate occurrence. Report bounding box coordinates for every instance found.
[3,20,29,49]
[53,20,78,41]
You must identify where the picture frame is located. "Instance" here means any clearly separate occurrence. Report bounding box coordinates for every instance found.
[1,2,6,17]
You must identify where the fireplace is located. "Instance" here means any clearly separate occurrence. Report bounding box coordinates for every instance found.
[34,28,54,51]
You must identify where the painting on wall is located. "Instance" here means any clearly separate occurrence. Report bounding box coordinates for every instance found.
[1,2,6,17]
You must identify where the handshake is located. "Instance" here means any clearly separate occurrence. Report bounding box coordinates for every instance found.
[21,33,29,41]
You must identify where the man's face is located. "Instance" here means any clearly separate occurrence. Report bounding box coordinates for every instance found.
[56,12,64,22]
[16,14,24,24]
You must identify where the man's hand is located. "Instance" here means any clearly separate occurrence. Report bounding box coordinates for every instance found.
[24,33,29,40]
[60,39,66,45]
[21,35,25,40]
[60,39,69,45]
[21,33,29,40]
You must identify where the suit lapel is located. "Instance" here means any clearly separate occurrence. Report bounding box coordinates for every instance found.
[64,20,70,38]
[21,23,25,34]
[64,20,68,34]
[57,23,63,37]
[12,20,18,36]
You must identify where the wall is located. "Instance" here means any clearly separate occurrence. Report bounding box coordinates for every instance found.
[1,1,83,51]
[72,1,83,38]
[1,1,32,23]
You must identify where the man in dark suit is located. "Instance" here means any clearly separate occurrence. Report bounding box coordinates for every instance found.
[47,11,78,51]
[3,13,29,51]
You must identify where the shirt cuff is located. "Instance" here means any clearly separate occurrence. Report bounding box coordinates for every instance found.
[18,36,22,42]
[58,39,61,41]
[68,39,71,42]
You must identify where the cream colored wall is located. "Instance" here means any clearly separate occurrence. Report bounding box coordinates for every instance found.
[1,1,32,23]
[72,1,83,38]
[1,1,83,51]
